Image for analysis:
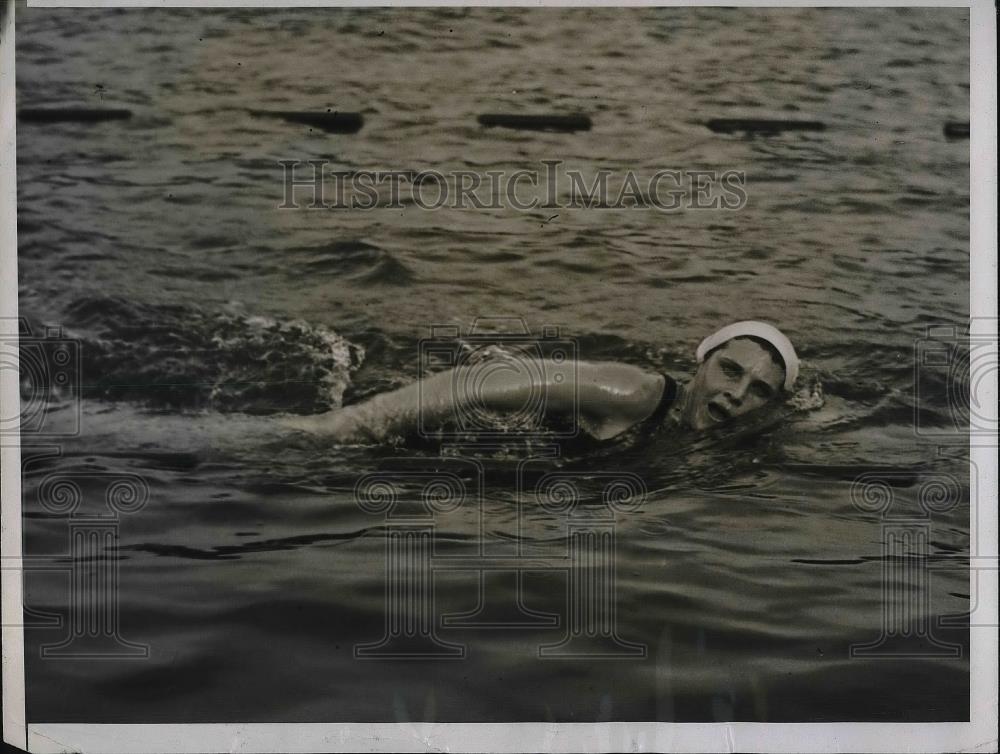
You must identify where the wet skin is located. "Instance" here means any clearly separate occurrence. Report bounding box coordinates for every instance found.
[283,338,787,442]
[680,338,785,430]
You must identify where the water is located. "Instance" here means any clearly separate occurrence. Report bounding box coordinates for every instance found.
[14,6,970,722]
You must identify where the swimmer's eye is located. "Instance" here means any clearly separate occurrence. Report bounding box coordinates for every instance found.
[750,381,774,400]
[720,359,742,379]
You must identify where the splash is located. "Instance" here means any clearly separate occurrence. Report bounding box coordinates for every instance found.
[787,373,826,412]
[58,296,364,413]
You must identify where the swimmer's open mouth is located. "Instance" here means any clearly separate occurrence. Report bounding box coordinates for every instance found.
[707,402,731,423]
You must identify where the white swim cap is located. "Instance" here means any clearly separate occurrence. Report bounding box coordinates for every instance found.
[696,321,799,391]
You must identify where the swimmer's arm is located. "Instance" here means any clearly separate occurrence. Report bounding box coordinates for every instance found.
[556,361,667,439]
[283,360,666,442]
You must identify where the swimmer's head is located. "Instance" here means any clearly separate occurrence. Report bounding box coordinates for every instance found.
[681,321,798,431]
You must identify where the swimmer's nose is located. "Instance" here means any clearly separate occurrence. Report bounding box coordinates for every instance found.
[726,380,751,407]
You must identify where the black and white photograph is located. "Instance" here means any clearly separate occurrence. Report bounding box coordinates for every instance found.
[1,1,996,752]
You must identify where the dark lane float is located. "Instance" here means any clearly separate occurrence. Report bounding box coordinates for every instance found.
[18,107,133,123]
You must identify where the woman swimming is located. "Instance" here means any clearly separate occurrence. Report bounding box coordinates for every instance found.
[281,321,799,444]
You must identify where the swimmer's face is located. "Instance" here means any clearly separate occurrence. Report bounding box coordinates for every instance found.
[682,338,784,430]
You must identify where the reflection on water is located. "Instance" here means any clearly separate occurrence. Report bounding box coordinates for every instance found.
[16,6,969,722]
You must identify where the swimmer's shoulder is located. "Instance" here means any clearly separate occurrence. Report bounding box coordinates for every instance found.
[575,363,672,440]
[632,369,674,425]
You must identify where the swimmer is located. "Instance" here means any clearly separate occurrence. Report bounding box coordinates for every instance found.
[282,321,799,444]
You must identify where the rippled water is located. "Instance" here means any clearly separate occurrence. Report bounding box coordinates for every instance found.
[15,6,970,722]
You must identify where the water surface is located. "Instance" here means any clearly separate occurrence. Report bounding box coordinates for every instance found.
[16,6,970,722]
